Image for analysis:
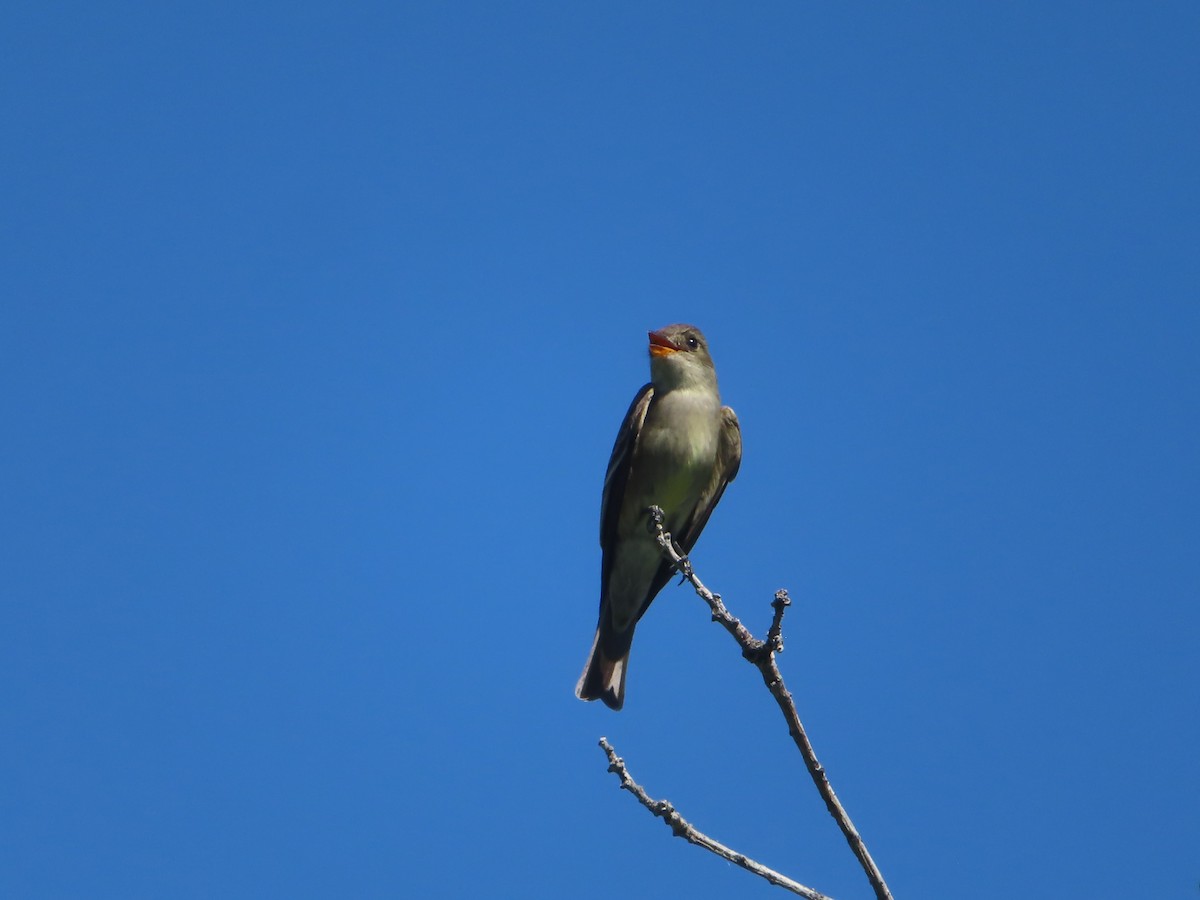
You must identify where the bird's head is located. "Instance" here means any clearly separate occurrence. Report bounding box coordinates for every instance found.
[647,324,718,392]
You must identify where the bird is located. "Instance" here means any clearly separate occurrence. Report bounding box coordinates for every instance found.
[576,324,741,710]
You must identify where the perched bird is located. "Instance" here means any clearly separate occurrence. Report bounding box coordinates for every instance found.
[576,324,742,710]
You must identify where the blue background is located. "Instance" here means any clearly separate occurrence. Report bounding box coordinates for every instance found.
[3,3,1197,897]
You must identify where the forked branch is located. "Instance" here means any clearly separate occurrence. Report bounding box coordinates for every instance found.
[633,506,894,900]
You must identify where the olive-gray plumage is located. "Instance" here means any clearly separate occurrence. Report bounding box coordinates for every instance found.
[576,324,741,710]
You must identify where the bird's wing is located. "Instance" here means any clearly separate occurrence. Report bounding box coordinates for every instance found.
[600,384,654,550]
[674,405,742,554]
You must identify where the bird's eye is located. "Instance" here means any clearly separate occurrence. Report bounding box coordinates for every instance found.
[686,336,699,349]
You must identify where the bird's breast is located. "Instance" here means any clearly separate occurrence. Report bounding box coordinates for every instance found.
[624,389,720,527]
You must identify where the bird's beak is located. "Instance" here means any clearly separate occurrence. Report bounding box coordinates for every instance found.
[648,330,679,358]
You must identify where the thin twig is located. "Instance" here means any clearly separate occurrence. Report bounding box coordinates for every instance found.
[598,737,833,900]
[646,507,894,900]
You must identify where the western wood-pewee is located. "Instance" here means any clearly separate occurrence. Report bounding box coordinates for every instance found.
[576,324,742,710]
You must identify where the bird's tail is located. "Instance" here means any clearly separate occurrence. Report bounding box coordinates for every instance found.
[575,626,630,711]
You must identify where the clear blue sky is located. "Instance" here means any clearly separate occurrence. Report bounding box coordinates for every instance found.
[3,3,1197,898]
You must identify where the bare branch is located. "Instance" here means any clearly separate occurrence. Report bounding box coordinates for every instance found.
[598,737,834,900]
[646,507,763,657]
[645,506,895,900]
